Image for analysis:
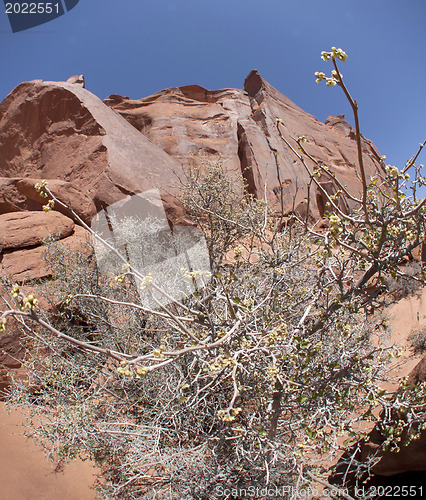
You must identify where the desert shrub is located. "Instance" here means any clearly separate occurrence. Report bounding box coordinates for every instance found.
[384,260,424,299]
[179,159,266,271]
[408,328,426,354]
[2,48,426,499]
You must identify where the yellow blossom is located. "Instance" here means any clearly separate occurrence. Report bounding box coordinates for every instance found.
[140,274,153,289]
[329,214,341,225]
[314,71,325,83]
[136,366,148,376]
[0,317,7,333]
[267,365,280,380]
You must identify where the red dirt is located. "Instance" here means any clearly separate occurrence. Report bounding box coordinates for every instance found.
[0,402,99,500]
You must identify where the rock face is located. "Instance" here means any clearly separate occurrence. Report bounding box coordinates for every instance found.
[0,211,74,250]
[358,354,426,477]
[0,79,186,224]
[330,287,426,488]
[0,72,419,489]
[0,70,384,284]
[66,74,85,87]
[0,210,91,281]
[0,71,385,224]
[105,70,384,218]
[1,225,88,281]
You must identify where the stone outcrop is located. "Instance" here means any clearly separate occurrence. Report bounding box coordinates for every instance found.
[359,354,426,477]
[1,225,88,281]
[0,72,385,224]
[330,286,426,488]
[66,74,85,87]
[105,70,384,218]
[0,211,74,250]
[0,71,384,283]
[0,71,420,490]
[0,209,89,281]
[0,79,186,224]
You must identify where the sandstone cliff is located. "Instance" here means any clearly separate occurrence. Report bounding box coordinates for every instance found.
[105,70,383,218]
[0,71,384,281]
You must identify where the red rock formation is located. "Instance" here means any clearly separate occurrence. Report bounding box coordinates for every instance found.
[0,71,386,396]
[0,71,385,285]
[0,72,417,492]
[105,70,384,218]
[0,211,74,250]
[359,354,426,477]
[0,79,186,224]
[1,225,88,281]
[0,209,91,280]
[66,74,85,87]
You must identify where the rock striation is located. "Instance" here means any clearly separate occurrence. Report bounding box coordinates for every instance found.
[0,211,74,250]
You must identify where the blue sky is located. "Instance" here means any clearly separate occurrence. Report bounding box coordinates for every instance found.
[1,0,425,173]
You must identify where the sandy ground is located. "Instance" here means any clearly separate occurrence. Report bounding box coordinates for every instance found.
[384,286,426,378]
[0,402,99,500]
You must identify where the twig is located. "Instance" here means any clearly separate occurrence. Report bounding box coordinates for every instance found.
[305,470,357,500]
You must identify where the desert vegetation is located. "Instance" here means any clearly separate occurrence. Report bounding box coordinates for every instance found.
[1,48,426,499]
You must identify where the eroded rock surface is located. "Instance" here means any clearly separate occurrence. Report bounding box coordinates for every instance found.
[358,353,426,477]
[0,71,388,398]
[105,70,384,218]
[0,211,74,250]
[330,289,426,487]
[0,71,384,285]
[1,225,89,281]
[0,79,185,224]
[0,71,420,493]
